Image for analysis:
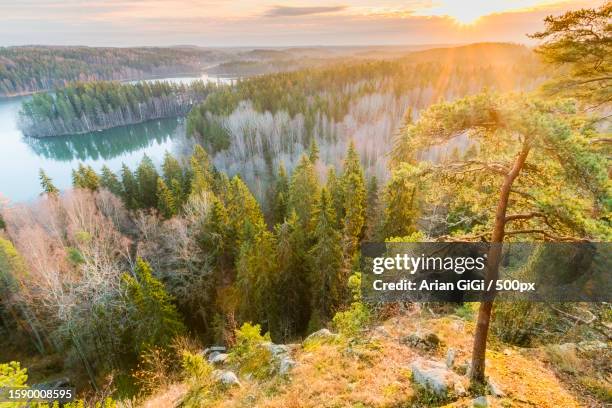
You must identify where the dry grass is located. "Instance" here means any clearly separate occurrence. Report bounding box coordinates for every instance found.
[140,311,587,408]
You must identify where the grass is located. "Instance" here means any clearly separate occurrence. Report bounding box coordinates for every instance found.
[140,310,591,408]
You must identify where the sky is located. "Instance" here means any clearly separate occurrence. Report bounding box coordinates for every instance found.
[0,0,604,47]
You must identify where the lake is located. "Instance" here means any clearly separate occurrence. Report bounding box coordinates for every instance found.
[0,75,231,203]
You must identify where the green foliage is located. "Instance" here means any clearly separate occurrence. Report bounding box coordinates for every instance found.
[340,142,367,250]
[332,272,371,338]
[156,178,176,219]
[308,137,320,163]
[236,224,278,326]
[530,2,611,107]
[72,163,99,191]
[19,79,214,137]
[180,352,220,408]
[123,258,186,353]
[0,361,28,387]
[189,145,213,197]
[136,155,159,208]
[392,92,611,241]
[271,163,289,226]
[309,188,344,327]
[38,169,59,196]
[188,49,544,151]
[288,155,319,232]
[99,165,122,196]
[228,323,273,380]
[492,302,553,346]
[454,303,477,321]
[273,210,311,338]
[120,164,140,209]
[381,164,420,239]
[1,46,215,96]
[66,247,86,266]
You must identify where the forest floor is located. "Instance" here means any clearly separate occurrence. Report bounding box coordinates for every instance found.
[143,308,610,408]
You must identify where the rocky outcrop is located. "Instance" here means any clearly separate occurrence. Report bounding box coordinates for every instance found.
[410,358,467,397]
[401,330,442,351]
[213,370,241,387]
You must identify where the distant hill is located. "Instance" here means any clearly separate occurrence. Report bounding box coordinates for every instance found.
[401,42,538,66]
[0,46,225,97]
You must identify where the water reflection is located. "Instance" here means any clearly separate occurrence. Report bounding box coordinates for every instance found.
[24,118,184,162]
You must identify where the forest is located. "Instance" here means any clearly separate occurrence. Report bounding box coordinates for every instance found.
[186,43,547,204]
[18,80,216,137]
[0,46,223,97]
[0,3,610,407]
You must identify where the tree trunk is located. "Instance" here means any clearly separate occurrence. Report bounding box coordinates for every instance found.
[470,143,531,385]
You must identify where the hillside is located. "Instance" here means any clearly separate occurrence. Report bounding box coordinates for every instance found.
[0,46,224,96]
[400,43,537,66]
[142,308,610,408]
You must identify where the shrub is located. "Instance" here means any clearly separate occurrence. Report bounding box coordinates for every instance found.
[332,272,370,338]
[180,352,220,408]
[228,322,273,379]
[492,301,552,346]
[0,361,28,387]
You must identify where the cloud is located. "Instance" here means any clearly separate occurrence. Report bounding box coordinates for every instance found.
[264,5,347,17]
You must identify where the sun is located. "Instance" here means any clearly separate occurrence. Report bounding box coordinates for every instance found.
[418,0,562,26]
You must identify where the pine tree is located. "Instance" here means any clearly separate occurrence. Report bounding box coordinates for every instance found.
[100,165,122,196]
[156,178,176,219]
[236,223,278,327]
[308,137,319,163]
[190,145,213,197]
[225,176,265,249]
[123,258,185,353]
[308,188,343,328]
[120,164,140,209]
[380,165,420,239]
[271,163,289,226]
[39,169,59,196]
[73,164,100,191]
[365,176,381,239]
[274,210,311,338]
[136,155,159,208]
[340,143,366,243]
[325,166,343,228]
[201,195,231,279]
[288,155,319,232]
[162,152,185,204]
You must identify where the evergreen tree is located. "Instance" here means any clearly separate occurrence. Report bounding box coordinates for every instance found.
[365,176,381,239]
[225,176,265,249]
[123,258,186,353]
[156,178,176,219]
[99,165,122,196]
[136,155,159,208]
[340,142,367,247]
[120,164,140,209]
[308,188,343,328]
[274,210,311,338]
[288,155,319,232]
[38,169,59,196]
[236,223,278,328]
[162,152,185,204]
[308,137,320,163]
[529,2,611,108]
[325,166,343,228]
[190,145,213,197]
[73,164,100,191]
[201,195,231,280]
[380,165,420,239]
[271,163,289,226]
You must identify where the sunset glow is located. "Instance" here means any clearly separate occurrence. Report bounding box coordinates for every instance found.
[416,0,575,24]
[0,0,602,46]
